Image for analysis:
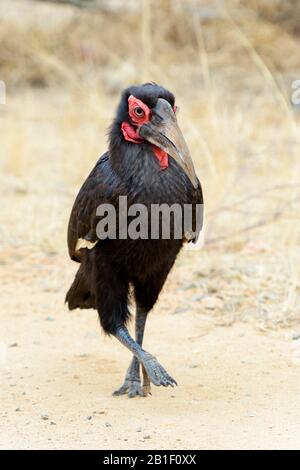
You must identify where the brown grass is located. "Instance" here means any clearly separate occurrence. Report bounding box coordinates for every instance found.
[0,0,299,327]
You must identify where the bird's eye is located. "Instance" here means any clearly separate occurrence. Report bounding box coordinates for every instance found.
[134,107,145,117]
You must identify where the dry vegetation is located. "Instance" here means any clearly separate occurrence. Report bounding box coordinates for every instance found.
[2,0,300,451]
[1,0,300,330]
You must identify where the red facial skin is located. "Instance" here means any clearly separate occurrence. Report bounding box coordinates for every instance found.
[120,122,143,143]
[128,95,151,126]
[121,95,172,170]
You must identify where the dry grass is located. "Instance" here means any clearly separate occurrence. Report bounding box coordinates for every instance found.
[0,0,300,328]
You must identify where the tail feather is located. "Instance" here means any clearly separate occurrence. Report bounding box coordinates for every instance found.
[65,264,95,310]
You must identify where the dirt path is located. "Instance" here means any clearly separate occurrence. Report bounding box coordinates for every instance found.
[1,248,300,450]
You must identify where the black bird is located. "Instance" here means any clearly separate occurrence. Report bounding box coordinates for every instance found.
[66,83,203,397]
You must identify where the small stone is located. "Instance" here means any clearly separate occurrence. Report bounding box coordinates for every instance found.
[9,343,18,348]
[136,427,142,432]
[105,422,112,427]
[41,413,49,420]
[50,421,56,425]
[191,295,204,302]
[173,307,189,315]
[86,416,92,421]
[15,408,21,412]
[143,435,151,439]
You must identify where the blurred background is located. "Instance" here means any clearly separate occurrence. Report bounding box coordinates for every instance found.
[1,0,300,327]
[1,0,300,450]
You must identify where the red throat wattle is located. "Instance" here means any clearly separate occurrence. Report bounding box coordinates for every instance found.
[121,95,169,170]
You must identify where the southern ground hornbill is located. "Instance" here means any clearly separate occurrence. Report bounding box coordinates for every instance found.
[66,83,203,397]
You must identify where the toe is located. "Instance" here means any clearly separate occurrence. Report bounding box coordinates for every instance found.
[128,388,145,398]
[128,389,138,398]
[128,382,146,398]
[113,382,130,396]
[114,380,148,398]
[142,355,177,388]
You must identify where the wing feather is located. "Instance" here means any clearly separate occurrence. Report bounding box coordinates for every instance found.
[67,153,119,262]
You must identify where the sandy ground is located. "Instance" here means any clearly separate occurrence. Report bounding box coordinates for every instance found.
[1,247,300,450]
[1,0,300,452]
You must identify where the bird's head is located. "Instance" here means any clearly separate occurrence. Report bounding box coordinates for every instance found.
[110,82,198,189]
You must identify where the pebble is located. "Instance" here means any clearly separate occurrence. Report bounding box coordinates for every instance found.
[105,422,112,427]
[41,413,49,420]
[86,416,92,421]
[191,295,204,302]
[15,408,21,412]
[202,296,223,310]
[9,343,18,348]
[143,435,151,439]
[173,307,189,315]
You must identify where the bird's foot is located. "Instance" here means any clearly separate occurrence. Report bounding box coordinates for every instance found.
[141,353,177,388]
[113,379,146,398]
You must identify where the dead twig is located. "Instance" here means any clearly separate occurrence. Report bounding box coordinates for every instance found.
[205,193,300,246]
[207,184,300,217]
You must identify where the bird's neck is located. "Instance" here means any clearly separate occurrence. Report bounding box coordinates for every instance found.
[109,127,159,188]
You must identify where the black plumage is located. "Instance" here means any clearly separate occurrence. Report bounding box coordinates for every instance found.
[66,83,203,397]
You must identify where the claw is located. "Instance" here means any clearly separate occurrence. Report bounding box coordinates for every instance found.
[114,353,176,398]
[113,384,129,396]
[113,380,146,398]
[141,354,177,389]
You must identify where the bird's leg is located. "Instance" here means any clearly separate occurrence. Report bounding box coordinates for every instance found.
[113,324,177,392]
[112,355,141,397]
[136,310,152,396]
[135,309,151,396]
[113,308,149,397]
[141,363,151,396]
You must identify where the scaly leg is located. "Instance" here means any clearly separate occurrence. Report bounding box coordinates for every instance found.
[113,308,150,397]
[113,321,176,395]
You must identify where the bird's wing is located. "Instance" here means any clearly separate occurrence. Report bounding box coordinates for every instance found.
[67,152,119,262]
[184,177,204,243]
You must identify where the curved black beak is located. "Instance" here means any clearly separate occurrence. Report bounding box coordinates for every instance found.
[138,98,198,189]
